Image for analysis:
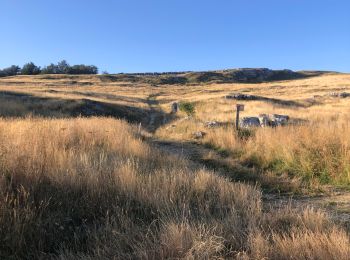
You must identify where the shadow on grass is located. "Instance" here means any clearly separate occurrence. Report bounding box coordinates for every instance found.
[0,90,151,124]
[0,89,178,133]
[152,138,302,194]
[227,93,322,108]
[0,171,160,259]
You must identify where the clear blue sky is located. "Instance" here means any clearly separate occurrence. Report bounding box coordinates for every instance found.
[1,0,349,73]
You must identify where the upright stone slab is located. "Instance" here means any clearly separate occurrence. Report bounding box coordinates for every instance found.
[171,102,179,113]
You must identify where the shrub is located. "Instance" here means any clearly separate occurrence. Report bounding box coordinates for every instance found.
[179,102,196,116]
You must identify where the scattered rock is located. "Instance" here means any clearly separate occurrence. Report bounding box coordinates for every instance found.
[258,114,271,126]
[273,114,290,126]
[193,131,206,139]
[166,124,177,130]
[240,114,290,128]
[226,93,258,100]
[205,121,219,128]
[239,117,261,128]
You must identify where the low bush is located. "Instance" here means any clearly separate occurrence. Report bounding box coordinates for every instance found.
[179,102,196,116]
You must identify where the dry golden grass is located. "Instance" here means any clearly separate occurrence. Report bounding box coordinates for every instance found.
[0,117,348,259]
[150,73,350,190]
[1,73,350,258]
[1,73,350,189]
[156,116,350,190]
[1,73,350,116]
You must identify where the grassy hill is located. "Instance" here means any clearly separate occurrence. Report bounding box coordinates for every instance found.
[1,71,350,190]
[99,68,329,85]
[0,71,349,259]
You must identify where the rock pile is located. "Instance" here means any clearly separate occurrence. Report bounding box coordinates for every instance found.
[239,114,290,128]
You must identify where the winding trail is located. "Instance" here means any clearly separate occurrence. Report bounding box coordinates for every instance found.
[146,93,167,132]
[154,139,350,229]
[146,92,350,230]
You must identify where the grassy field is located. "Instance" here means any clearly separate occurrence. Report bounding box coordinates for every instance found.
[2,73,348,189]
[0,117,349,259]
[153,73,350,191]
[0,72,350,258]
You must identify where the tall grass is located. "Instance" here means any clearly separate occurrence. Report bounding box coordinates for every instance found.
[158,115,350,190]
[203,117,350,189]
[0,117,348,259]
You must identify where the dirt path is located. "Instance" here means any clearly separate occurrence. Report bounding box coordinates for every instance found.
[152,139,350,229]
[146,93,167,132]
[146,93,350,230]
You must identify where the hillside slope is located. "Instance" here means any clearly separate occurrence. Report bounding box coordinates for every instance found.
[100,68,330,85]
[0,71,350,258]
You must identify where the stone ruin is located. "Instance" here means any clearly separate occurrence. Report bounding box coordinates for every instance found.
[239,114,290,128]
